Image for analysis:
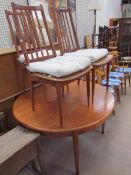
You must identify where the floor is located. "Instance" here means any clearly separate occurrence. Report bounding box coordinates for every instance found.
[19,86,131,175]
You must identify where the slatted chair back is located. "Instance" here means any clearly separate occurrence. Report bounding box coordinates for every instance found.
[51,7,80,54]
[11,2,56,65]
[5,10,22,58]
[119,43,131,57]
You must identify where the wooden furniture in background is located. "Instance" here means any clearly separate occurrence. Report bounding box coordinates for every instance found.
[0,47,29,103]
[118,18,131,45]
[109,18,119,27]
[0,126,46,175]
[13,82,115,175]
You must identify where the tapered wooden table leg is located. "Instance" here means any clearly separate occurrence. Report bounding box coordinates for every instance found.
[101,122,105,135]
[56,86,63,127]
[86,73,90,107]
[73,132,79,175]
[92,68,95,104]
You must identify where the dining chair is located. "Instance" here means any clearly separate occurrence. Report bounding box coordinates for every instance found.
[10,3,92,127]
[5,10,61,92]
[50,7,113,102]
[5,10,27,92]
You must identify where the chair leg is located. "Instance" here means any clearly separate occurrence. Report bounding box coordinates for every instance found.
[56,86,63,127]
[124,76,127,95]
[116,87,121,103]
[86,73,90,107]
[106,63,110,91]
[128,75,131,87]
[62,86,64,97]
[42,81,47,103]
[77,79,80,86]
[121,81,123,95]
[31,81,35,111]
[92,68,95,104]
[67,84,69,91]
[22,69,26,93]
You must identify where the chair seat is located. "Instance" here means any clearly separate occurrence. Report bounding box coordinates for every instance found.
[109,72,124,79]
[102,78,121,87]
[115,67,131,73]
[64,48,108,62]
[28,56,91,77]
[18,50,61,63]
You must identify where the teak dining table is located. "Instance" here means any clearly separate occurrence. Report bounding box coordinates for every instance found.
[13,81,115,175]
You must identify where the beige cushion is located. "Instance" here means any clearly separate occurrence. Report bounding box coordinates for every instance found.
[28,55,91,77]
[64,48,108,62]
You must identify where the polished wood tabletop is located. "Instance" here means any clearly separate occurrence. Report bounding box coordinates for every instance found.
[13,82,115,136]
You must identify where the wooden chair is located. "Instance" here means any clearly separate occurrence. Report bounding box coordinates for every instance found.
[5,10,27,92]
[5,10,61,92]
[10,3,92,127]
[0,126,46,175]
[50,7,112,102]
[109,26,119,51]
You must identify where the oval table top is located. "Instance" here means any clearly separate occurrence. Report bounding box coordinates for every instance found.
[13,82,115,136]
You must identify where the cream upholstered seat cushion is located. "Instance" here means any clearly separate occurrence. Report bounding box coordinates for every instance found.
[18,50,61,63]
[28,56,91,77]
[64,48,108,62]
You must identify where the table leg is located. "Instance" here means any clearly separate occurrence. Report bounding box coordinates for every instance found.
[73,132,79,175]
[101,123,105,135]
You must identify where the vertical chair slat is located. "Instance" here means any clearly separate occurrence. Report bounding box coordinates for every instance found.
[61,11,72,51]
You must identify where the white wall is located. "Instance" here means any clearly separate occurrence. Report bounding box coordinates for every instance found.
[0,0,27,48]
[76,0,94,47]
[96,0,122,32]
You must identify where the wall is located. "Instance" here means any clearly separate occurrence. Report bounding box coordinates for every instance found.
[0,0,27,48]
[0,0,122,48]
[96,0,122,32]
[76,0,94,47]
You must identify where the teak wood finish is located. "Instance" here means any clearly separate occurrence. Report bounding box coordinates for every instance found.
[49,7,113,101]
[5,10,27,92]
[13,82,115,175]
[11,3,92,127]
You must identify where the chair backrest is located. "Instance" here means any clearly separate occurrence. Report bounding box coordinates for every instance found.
[119,43,131,57]
[51,7,80,54]
[5,10,22,58]
[10,3,56,65]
